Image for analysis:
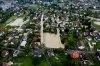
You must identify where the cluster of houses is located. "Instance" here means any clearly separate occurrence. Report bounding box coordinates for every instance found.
[0,28,24,65]
[57,12,100,51]
[43,14,58,33]
[0,61,13,66]
[46,12,100,64]
[69,50,96,65]
[0,19,32,65]
[30,15,43,58]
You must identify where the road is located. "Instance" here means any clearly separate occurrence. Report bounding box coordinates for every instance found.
[88,17,100,21]
[65,50,96,54]
[40,14,44,45]
[40,14,52,66]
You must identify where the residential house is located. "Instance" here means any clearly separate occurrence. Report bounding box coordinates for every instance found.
[96,51,100,61]
[13,50,20,57]
[31,42,40,49]
[31,41,42,57]
[20,41,26,48]
[1,61,13,66]
[7,61,13,66]
[1,62,8,66]
[0,29,4,36]
[33,37,39,42]
[77,40,85,49]
[86,36,92,41]
[83,32,89,36]
[1,50,9,57]
[90,31,98,36]
[47,49,54,57]
[95,35,100,41]
[70,51,80,59]
[82,54,90,62]
[33,48,42,57]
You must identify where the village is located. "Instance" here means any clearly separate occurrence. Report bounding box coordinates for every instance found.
[0,0,100,66]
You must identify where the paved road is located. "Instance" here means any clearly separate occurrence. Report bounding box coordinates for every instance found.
[40,14,52,66]
[65,50,96,54]
[40,14,44,45]
[88,17,100,21]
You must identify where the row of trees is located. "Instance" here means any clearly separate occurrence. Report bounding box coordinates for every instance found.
[0,8,14,23]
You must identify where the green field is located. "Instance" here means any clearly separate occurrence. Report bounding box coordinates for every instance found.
[13,56,49,66]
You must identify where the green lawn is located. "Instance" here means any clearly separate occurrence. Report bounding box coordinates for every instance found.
[49,52,67,66]
[13,56,33,66]
[94,41,100,49]
[0,15,26,28]
[0,15,17,28]
[13,56,49,66]
[92,22,100,29]
[35,61,48,66]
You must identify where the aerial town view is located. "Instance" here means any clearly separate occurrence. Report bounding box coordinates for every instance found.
[0,0,100,66]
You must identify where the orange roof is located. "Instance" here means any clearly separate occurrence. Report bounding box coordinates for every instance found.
[70,51,80,59]
[2,62,8,66]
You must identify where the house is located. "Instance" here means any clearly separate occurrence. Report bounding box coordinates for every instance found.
[22,36,27,41]
[7,61,13,66]
[20,41,26,48]
[77,40,85,49]
[13,50,20,57]
[92,42,96,45]
[8,37,13,41]
[82,54,90,61]
[2,62,8,66]
[70,51,80,59]
[90,32,97,36]
[64,28,69,34]
[31,42,42,57]
[31,42,40,48]
[90,30,98,36]
[33,48,43,57]
[0,30,4,36]
[22,33,28,41]
[35,32,40,36]
[14,36,19,39]
[1,61,13,66]
[33,37,39,42]
[83,32,89,36]
[47,49,54,57]
[86,36,92,41]
[96,51,100,61]
[1,50,9,57]
[95,36,100,41]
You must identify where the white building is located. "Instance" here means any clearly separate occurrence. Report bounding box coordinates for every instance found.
[20,41,26,47]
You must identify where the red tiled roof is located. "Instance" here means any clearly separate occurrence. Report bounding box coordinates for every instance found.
[70,51,80,59]
[2,62,7,66]
[33,37,38,42]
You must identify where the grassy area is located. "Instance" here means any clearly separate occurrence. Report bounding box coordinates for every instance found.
[0,15,26,28]
[92,22,100,29]
[13,56,34,66]
[35,60,48,66]
[94,41,100,50]
[0,15,18,28]
[0,54,11,61]
[49,50,67,66]
[91,54,100,66]
[13,56,49,66]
